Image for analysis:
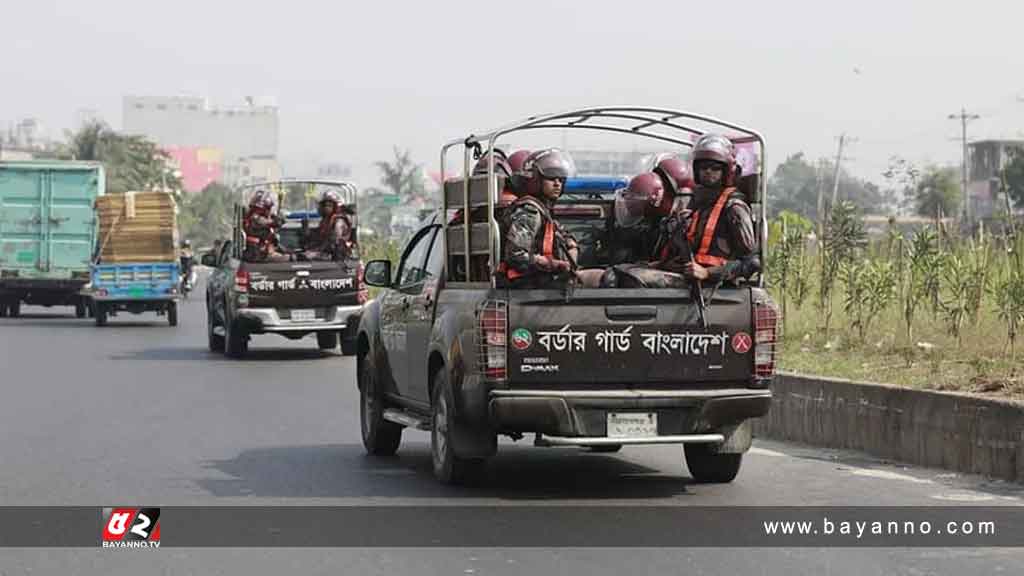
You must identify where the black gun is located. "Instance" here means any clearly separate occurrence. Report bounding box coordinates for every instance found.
[675,239,709,329]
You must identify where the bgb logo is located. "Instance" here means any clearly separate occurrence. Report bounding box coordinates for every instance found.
[102,507,161,549]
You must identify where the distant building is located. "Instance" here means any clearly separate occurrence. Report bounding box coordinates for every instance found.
[968,139,1024,219]
[122,95,280,192]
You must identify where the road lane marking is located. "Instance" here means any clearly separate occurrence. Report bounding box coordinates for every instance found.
[846,467,933,484]
[749,447,788,458]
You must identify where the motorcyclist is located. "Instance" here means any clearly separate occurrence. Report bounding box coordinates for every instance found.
[242,189,289,262]
[179,240,195,291]
[499,148,579,288]
[651,133,760,284]
[306,188,354,261]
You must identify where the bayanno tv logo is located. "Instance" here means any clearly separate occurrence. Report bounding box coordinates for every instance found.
[101,508,161,549]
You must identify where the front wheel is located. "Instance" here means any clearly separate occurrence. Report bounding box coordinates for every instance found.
[684,443,743,483]
[359,353,402,455]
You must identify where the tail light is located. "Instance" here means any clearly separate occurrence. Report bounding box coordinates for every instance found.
[234,269,250,293]
[356,262,368,305]
[754,299,780,381]
[477,299,507,381]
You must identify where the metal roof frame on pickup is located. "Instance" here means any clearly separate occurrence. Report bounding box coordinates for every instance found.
[440,106,767,288]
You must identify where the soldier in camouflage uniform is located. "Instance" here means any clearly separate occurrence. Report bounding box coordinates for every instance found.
[500,148,579,288]
[651,134,760,284]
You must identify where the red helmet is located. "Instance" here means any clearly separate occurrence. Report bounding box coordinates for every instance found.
[248,189,277,212]
[523,148,575,197]
[652,153,693,196]
[472,148,512,179]
[614,172,665,229]
[691,133,737,186]
[508,149,532,174]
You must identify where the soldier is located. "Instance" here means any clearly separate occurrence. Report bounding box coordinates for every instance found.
[500,148,579,288]
[242,189,289,262]
[651,134,760,283]
[610,172,672,265]
[307,188,355,261]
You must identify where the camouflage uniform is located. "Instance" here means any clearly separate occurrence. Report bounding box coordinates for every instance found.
[308,213,353,261]
[652,185,760,283]
[503,197,577,288]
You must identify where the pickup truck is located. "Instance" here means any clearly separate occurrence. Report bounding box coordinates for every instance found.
[204,180,366,358]
[355,107,778,485]
[0,161,102,318]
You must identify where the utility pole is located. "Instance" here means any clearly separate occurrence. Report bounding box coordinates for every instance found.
[815,158,826,237]
[829,133,856,207]
[948,107,980,224]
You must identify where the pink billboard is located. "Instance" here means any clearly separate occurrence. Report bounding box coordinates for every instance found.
[165,146,223,193]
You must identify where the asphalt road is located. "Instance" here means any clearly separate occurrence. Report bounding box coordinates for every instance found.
[2,278,1023,574]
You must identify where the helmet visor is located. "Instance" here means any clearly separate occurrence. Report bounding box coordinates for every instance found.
[531,149,576,180]
[614,189,646,229]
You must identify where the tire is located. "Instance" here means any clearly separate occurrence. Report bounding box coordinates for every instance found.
[359,352,402,456]
[587,444,623,453]
[75,300,86,318]
[94,302,108,327]
[431,368,486,485]
[340,338,358,356]
[225,316,248,359]
[9,300,20,318]
[167,302,178,326]
[0,302,7,318]
[317,331,338,351]
[684,443,743,483]
[207,306,225,352]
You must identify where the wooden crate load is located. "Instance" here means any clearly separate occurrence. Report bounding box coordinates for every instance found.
[94,191,180,263]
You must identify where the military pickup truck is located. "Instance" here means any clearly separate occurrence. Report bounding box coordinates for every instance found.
[356,107,778,485]
[203,180,366,358]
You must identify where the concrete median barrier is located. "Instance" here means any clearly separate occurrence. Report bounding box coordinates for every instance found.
[751,372,1024,482]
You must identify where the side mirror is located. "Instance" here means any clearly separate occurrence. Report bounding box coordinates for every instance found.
[200,252,217,267]
[364,259,392,287]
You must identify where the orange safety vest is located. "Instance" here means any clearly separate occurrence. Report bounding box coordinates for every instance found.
[499,196,556,280]
[679,187,737,267]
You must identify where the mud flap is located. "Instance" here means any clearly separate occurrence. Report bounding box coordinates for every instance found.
[714,420,752,454]
[450,420,498,459]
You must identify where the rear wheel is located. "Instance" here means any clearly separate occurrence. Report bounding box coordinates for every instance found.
[167,302,178,326]
[684,444,743,483]
[225,316,248,359]
[431,368,486,485]
[9,300,20,318]
[340,338,358,356]
[94,302,108,327]
[359,352,402,456]
[0,301,7,318]
[317,331,338,351]
[75,300,87,318]
[207,306,225,352]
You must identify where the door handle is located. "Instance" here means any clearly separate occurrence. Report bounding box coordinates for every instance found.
[605,305,657,322]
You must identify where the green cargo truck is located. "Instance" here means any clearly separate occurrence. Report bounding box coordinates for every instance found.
[0,161,104,317]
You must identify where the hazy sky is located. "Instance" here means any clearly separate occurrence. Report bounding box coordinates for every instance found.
[5,0,1024,190]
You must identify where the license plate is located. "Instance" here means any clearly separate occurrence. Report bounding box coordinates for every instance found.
[607,412,658,438]
[291,309,316,322]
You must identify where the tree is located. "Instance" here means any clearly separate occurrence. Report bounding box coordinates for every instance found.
[372,146,425,198]
[913,166,961,218]
[179,182,236,247]
[768,152,887,220]
[62,121,181,195]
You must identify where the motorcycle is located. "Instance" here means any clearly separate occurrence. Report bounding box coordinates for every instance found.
[180,257,197,299]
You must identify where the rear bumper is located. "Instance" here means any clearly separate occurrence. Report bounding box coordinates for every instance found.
[487,388,771,440]
[237,305,363,333]
[0,278,87,293]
